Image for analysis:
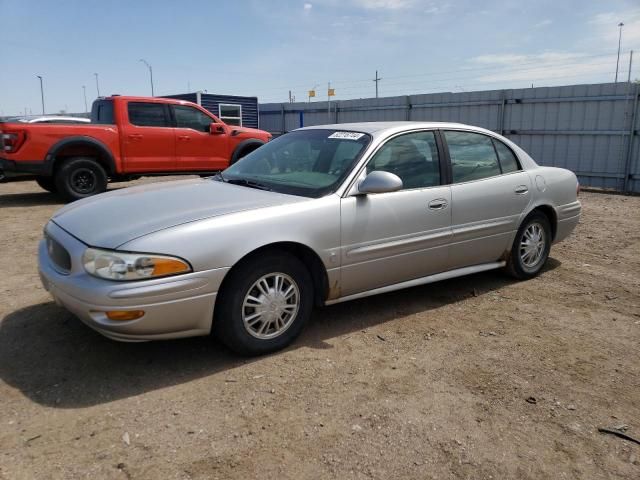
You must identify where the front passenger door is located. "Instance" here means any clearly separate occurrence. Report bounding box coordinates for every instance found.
[340,130,452,297]
[173,105,229,171]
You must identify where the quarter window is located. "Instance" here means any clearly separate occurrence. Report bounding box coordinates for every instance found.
[493,139,521,173]
[444,131,501,183]
[219,104,242,126]
[173,105,213,133]
[127,102,170,127]
[366,131,441,190]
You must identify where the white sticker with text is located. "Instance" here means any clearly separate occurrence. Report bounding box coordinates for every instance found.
[328,131,365,140]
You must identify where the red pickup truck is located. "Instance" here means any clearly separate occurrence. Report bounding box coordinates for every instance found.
[0,95,271,200]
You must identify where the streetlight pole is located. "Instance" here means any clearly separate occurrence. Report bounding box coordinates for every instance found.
[36,75,45,115]
[139,59,154,96]
[82,85,88,113]
[94,73,100,97]
[615,22,624,82]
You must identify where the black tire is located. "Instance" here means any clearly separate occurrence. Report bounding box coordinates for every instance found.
[54,157,108,201]
[213,253,313,356]
[230,141,264,165]
[35,176,57,193]
[505,211,552,280]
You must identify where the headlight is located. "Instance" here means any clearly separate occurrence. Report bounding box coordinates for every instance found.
[82,248,191,281]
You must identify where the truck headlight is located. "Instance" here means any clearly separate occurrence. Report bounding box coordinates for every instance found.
[82,248,191,281]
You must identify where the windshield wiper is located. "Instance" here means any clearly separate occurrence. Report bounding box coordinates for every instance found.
[224,178,273,191]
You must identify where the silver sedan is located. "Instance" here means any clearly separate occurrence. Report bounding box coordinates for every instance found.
[38,122,581,355]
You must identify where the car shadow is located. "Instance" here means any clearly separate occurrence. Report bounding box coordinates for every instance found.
[0,260,560,408]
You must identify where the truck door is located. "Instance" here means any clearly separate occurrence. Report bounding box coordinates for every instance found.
[121,101,175,172]
[172,104,229,171]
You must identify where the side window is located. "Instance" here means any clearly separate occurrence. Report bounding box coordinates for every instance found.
[219,104,242,126]
[444,131,501,183]
[366,131,441,190]
[174,105,213,133]
[127,102,169,127]
[493,139,521,174]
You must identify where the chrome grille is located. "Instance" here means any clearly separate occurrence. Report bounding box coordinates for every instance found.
[45,234,71,273]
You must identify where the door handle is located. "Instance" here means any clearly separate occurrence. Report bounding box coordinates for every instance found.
[515,185,529,195]
[178,135,191,141]
[428,198,448,210]
[128,134,143,140]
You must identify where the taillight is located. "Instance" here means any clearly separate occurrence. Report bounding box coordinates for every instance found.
[1,130,26,153]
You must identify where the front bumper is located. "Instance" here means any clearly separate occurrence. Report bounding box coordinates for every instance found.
[38,221,229,341]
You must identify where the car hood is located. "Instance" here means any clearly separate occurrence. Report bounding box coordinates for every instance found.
[51,178,305,249]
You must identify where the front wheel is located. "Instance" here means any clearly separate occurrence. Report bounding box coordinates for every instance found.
[505,211,552,280]
[213,253,313,355]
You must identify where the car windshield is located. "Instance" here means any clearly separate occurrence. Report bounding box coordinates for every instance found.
[220,129,371,198]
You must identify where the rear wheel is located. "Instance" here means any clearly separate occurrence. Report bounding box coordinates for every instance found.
[35,176,57,193]
[213,253,313,355]
[505,211,551,280]
[54,157,108,201]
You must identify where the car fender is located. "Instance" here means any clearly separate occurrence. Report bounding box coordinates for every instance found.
[45,136,116,175]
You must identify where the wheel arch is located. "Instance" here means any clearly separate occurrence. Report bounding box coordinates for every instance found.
[527,204,558,241]
[45,136,116,176]
[230,139,265,164]
[215,241,330,313]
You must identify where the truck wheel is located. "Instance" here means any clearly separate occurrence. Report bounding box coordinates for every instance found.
[35,176,58,193]
[230,141,264,165]
[54,157,108,201]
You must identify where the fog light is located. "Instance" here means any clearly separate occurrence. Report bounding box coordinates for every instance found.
[104,310,145,321]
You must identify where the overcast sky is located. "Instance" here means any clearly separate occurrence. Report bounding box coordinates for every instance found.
[1,0,639,115]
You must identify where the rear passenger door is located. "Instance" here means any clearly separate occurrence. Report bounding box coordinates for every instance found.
[443,130,531,269]
[121,102,175,172]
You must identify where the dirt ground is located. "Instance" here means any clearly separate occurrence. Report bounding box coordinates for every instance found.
[0,177,639,480]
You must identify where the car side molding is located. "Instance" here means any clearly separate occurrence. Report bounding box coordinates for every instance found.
[325,261,506,305]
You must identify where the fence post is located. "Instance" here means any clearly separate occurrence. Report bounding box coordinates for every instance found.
[622,83,639,193]
[405,95,411,121]
[498,90,506,135]
[335,102,339,124]
[280,104,285,134]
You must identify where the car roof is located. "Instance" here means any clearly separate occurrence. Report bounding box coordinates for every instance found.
[297,121,495,138]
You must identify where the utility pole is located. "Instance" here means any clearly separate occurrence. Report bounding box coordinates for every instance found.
[94,73,100,97]
[139,59,154,96]
[82,85,88,113]
[373,70,382,98]
[36,75,45,115]
[328,81,331,121]
[628,50,634,83]
[615,22,624,82]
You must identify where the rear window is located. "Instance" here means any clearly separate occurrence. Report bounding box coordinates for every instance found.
[90,100,114,124]
[127,102,170,127]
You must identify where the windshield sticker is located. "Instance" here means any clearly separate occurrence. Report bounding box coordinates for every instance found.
[328,131,365,140]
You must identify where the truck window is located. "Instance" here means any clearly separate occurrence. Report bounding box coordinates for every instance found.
[127,102,170,127]
[173,105,213,133]
[91,100,115,124]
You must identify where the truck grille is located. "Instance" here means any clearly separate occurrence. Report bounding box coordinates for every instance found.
[45,234,71,273]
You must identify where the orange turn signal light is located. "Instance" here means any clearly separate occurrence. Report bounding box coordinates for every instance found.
[105,310,145,321]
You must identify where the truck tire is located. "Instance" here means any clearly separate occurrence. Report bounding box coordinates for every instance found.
[230,140,264,165]
[54,157,108,201]
[36,176,58,193]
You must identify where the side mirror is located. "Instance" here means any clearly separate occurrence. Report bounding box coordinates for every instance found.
[210,123,226,135]
[358,171,403,194]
